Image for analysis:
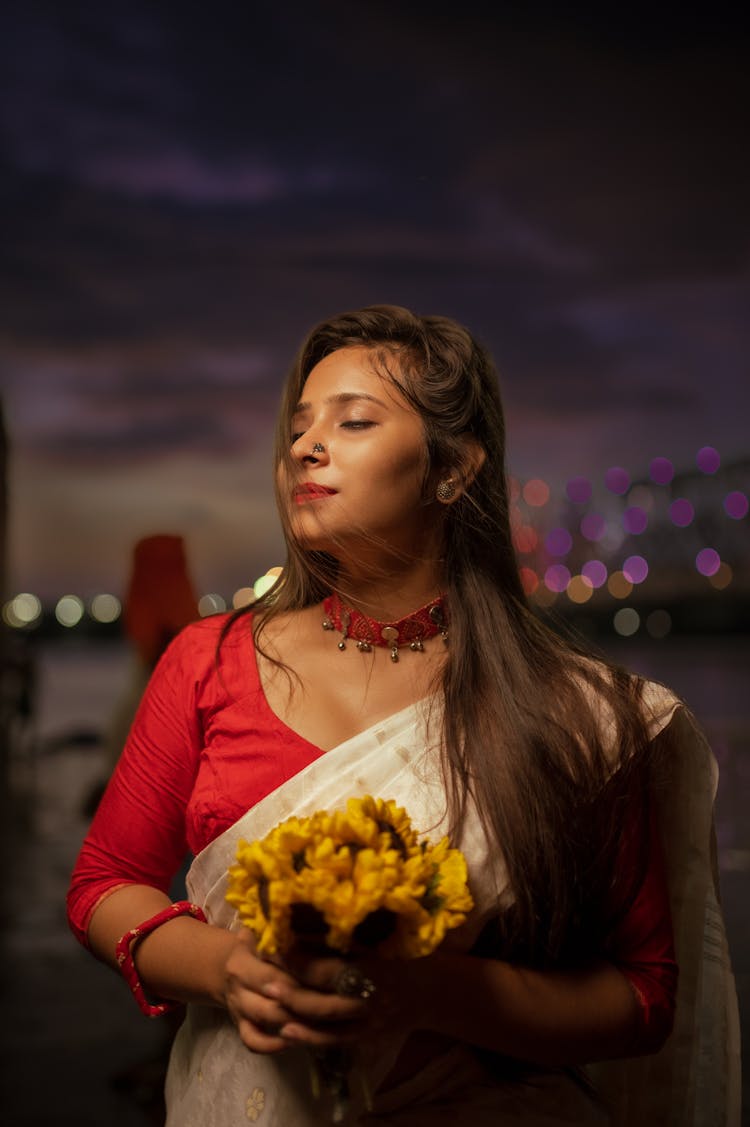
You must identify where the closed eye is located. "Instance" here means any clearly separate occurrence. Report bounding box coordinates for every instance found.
[340,420,375,430]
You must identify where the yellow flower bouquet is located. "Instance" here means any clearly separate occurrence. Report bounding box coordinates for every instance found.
[226,795,473,960]
[225,795,474,1121]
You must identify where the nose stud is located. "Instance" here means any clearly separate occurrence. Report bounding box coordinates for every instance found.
[311,442,325,454]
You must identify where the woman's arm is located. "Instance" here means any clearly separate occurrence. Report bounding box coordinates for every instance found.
[86,883,366,1054]
[87,883,239,1007]
[257,944,640,1066]
[67,628,205,946]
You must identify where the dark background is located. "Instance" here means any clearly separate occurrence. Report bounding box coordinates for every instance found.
[2,1,748,602]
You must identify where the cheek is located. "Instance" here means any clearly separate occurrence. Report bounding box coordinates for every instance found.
[379,444,429,498]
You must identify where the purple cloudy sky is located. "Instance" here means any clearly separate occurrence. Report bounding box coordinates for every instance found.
[2,2,749,600]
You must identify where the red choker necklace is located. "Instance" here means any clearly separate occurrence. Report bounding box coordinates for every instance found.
[322,592,448,662]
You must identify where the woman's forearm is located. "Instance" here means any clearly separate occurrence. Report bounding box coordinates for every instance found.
[414,951,642,1066]
[87,884,238,1009]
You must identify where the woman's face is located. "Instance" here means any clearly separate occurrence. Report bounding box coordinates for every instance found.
[280,346,438,563]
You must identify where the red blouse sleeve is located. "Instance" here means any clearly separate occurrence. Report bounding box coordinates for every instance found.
[66,624,209,947]
[604,805,678,1052]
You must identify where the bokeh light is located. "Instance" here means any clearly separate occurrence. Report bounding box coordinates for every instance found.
[198,593,227,616]
[232,587,256,609]
[580,512,606,541]
[513,525,538,553]
[724,491,748,520]
[622,506,648,535]
[545,528,573,557]
[695,548,721,577]
[696,446,720,474]
[544,564,571,593]
[522,478,550,507]
[55,595,84,627]
[622,555,649,584]
[613,608,640,637]
[605,466,630,495]
[567,576,593,604]
[253,573,279,599]
[508,476,521,502]
[252,566,284,601]
[90,593,121,623]
[669,498,694,527]
[649,457,674,485]
[709,563,733,590]
[519,567,539,596]
[4,592,42,627]
[646,610,672,639]
[566,476,592,504]
[607,571,633,599]
[581,560,608,588]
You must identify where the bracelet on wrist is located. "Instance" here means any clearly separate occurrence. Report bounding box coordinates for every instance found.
[115,900,207,1017]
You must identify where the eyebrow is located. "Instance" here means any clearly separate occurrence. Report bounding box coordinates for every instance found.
[293,391,389,414]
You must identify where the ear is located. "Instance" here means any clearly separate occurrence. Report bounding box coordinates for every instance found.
[434,435,486,504]
[456,434,486,489]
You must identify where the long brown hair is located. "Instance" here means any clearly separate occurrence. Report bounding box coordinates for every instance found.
[233,304,655,965]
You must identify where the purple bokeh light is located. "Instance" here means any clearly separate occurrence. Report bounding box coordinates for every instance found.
[622,506,648,534]
[724,491,749,520]
[605,466,630,495]
[649,457,674,485]
[696,446,720,474]
[581,560,608,588]
[696,548,721,577]
[544,564,571,593]
[545,527,573,557]
[566,476,592,504]
[580,512,606,541]
[669,498,694,527]
[622,554,649,584]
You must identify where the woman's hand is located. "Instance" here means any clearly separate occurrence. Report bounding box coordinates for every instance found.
[260,945,429,1050]
[222,932,373,1054]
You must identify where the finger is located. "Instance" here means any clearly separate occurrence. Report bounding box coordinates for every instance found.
[225,939,300,998]
[282,952,377,1000]
[278,1019,361,1049]
[261,978,366,1024]
[234,1015,291,1055]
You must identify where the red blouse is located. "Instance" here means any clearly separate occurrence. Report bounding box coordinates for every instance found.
[67,612,677,1043]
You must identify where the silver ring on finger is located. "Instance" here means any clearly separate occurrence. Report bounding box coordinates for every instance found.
[333,965,377,1001]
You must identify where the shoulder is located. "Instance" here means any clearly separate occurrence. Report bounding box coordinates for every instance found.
[569,655,683,746]
[158,611,255,676]
[639,679,682,739]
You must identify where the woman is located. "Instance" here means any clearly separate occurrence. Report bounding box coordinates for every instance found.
[68,305,739,1125]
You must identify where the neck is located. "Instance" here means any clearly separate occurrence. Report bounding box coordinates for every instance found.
[333,559,445,622]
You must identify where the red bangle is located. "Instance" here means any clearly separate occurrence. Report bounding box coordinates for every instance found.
[115,900,207,1017]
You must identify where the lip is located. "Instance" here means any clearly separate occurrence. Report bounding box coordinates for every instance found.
[293,482,338,505]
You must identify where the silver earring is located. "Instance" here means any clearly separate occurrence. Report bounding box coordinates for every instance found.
[436,478,457,502]
[311,442,325,454]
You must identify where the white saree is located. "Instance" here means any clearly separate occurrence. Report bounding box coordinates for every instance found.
[164,688,740,1126]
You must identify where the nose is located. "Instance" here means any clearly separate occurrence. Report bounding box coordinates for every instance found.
[291,433,329,465]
